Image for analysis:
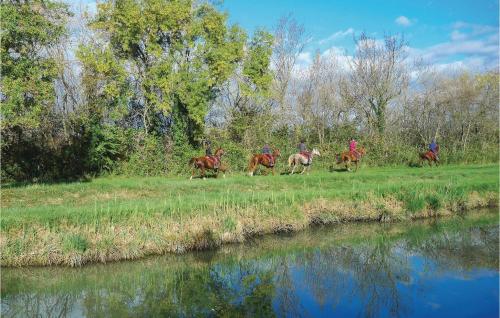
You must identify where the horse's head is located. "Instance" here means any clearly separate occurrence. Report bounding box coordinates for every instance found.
[215,148,224,157]
[273,149,281,157]
[312,148,321,156]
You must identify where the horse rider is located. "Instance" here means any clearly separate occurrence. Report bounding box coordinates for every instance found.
[205,140,213,156]
[205,140,219,169]
[349,138,360,159]
[262,144,271,154]
[262,144,274,166]
[298,139,311,163]
[429,139,439,161]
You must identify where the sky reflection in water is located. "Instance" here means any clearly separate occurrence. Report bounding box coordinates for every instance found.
[2,211,499,318]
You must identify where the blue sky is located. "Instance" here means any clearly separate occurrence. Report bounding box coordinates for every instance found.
[69,0,499,71]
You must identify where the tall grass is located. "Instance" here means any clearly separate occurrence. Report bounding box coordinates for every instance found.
[1,164,498,266]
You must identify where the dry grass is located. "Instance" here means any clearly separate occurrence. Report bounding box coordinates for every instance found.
[1,164,498,267]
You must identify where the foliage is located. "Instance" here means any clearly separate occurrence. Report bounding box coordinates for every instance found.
[86,0,246,144]
[0,0,70,130]
[89,125,131,173]
[1,4,498,182]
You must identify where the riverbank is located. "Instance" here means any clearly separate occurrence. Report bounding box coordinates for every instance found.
[2,210,498,317]
[1,164,498,267]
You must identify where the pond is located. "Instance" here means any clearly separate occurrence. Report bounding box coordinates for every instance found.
[2,209,498,318]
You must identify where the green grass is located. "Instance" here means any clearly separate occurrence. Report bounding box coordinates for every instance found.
[1,164,498,266]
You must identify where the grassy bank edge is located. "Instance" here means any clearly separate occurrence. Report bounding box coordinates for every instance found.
[1,190,498,268]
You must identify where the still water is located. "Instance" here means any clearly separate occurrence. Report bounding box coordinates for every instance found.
[2,210,499,318]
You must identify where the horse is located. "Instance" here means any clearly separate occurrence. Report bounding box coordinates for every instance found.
[288,148,321,175]
[336,147,366,172]
[420,150,439,167]
[189,148,227,180]
[248,149,281,176]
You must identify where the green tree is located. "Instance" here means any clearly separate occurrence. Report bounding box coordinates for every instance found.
[223,29,274,145]
[84,0,246,146]
[0,0,70,130]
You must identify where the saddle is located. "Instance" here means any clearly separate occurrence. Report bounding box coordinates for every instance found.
[349,150,360,160]
[205,156,220,167]
[263,154,274,166]
[300,151,311,164]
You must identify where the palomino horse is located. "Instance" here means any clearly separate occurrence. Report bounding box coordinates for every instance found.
[420,150,439,166]
[189,148,227,180]
[288,148,321,175]
[248,149,281,176]
[336,147,366,172]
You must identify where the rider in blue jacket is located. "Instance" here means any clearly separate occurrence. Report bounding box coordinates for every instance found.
[429,139,439,161]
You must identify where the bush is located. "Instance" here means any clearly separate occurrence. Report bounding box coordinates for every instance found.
[89,125,131,173]
[117,134,169,176]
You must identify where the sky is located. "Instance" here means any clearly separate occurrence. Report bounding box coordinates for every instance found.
[69,0,499,72]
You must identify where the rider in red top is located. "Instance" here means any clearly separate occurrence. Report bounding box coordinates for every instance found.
[349,138,360,159]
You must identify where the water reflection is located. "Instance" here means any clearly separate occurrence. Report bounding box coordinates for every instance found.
[2,211,498,318]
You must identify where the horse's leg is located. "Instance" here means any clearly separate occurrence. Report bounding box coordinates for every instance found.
[190,163,196,180]
[290,164,296,175]
[355,161,358,172]
[272,166,275,176]
[201,167,206,180]
[300,165,306,174]
[248,160,254,176]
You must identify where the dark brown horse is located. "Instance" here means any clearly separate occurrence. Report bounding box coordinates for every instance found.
[336,147,366,172]
[420,150,439,166]
[189,148,227,180]
[248,149,281,176]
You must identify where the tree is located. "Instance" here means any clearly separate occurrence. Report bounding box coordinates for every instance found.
[271,14,306,112]
[1,0,70,130]
[83,0,246,146]
[341,33,408,135]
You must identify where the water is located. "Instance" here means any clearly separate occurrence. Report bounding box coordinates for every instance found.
[2,210,498,318]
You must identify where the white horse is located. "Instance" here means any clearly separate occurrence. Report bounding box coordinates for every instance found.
[288,148,321,174]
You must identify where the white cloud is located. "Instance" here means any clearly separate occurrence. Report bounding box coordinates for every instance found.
[296,21,498,77]
[395,16,412,27]
[297,52,313,65]
[317,28,355,45]
[450,30,467,41]
[453,21,496,35]
[409,22,499,72]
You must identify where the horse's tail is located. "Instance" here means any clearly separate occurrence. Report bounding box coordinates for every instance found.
[288,155,295,167]
[248,155,257,172]
[335,154,341,164]
[189,157,197,166]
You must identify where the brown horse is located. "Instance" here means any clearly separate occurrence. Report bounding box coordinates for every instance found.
[336,147,366,172]
[248,149,281,176]
[420,150,439,166]
[189,148,227,180]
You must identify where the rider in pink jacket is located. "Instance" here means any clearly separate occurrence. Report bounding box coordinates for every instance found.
[349,139,359,159]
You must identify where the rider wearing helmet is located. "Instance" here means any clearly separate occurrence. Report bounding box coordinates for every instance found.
[429,139,439,161]
[349,138,360,159]
[205,140,212,156]
[298,139,311,163]
[262,144,271,154]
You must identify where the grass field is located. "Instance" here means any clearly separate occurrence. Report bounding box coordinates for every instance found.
[1,164,498,266]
